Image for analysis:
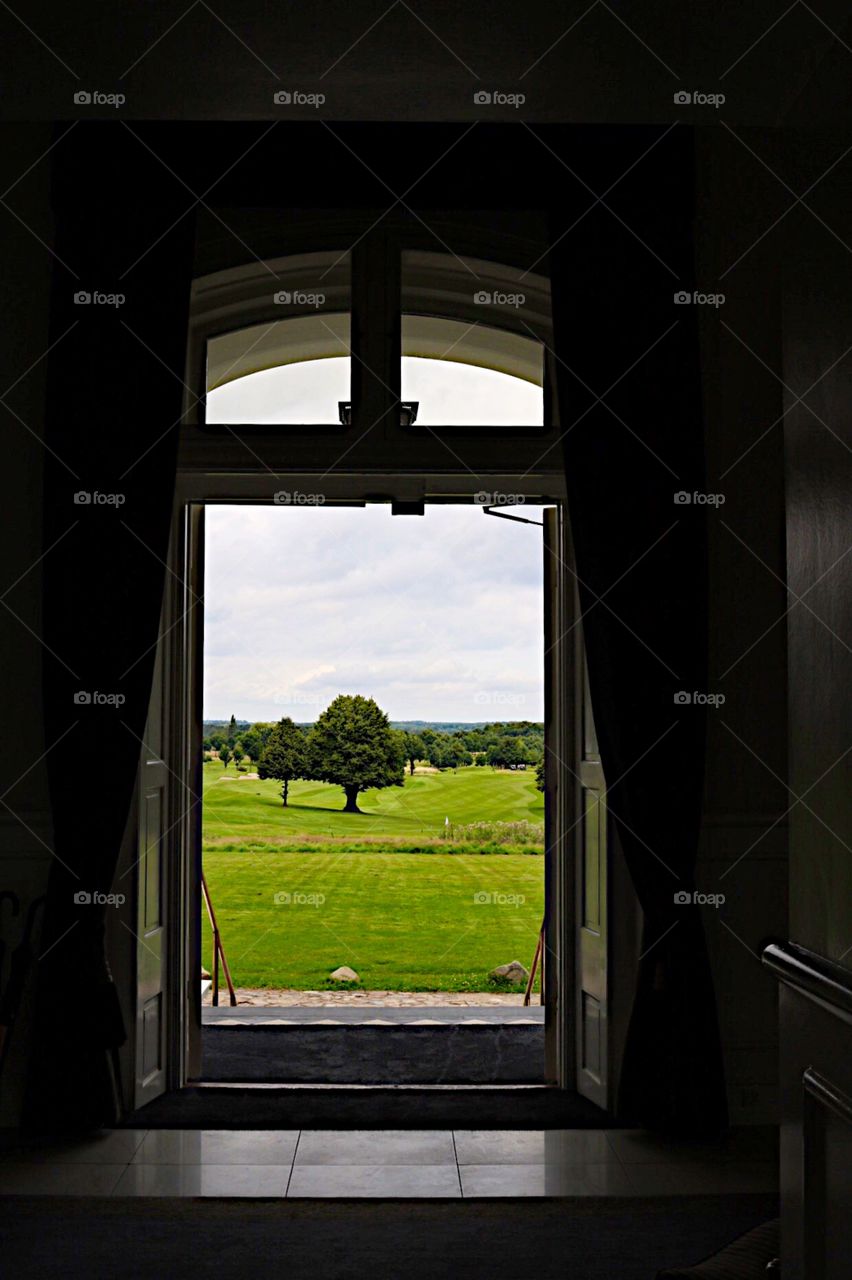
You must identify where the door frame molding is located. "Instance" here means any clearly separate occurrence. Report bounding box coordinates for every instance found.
[155,470,577,1093]
[543,503,576,1089]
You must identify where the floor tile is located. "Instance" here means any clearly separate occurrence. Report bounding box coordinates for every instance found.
[623,1161,779,1196]
[294,1130,456,1166]
[459,1161,636,1197]
[453,1129,617,1166]
[288,1163,461,1198]
[132,1129,299,1165]
[0,1129,148,1165]
[113,1163,290,1197]
[0,1162,127,1195]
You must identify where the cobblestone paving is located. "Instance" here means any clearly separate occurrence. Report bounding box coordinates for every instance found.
[203,987,529,1007]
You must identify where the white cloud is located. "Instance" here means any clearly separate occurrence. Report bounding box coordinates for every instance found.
[203,503,544,723]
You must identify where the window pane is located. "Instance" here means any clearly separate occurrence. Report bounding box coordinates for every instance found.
[401,314,543,426]
[206,313,350,425]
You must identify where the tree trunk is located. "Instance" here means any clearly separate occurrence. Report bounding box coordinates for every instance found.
[409,759,415,776]
[281,779,289,806]
[343,785,360,813]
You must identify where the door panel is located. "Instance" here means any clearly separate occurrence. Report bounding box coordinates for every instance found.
[134,631,170,1108]
[576,639,609,1107]
[543,504,609,1101]
[542,506,572,1086]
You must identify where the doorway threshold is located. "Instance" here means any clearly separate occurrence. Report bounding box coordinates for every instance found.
[123,1084,612,1131]
[203,1005,545,1025]
[202,1013,544,1084]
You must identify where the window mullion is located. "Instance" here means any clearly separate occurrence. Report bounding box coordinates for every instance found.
[351,231,400,437]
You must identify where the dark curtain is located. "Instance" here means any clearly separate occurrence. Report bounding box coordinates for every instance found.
[548,127,728,1134]
[25,125,194,1131]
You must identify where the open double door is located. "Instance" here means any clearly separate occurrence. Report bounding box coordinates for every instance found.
[132,501,610,1110]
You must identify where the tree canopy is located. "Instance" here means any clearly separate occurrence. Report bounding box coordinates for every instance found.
[308,694,404,812]
[399,730,425,776]
[258,717,309,806]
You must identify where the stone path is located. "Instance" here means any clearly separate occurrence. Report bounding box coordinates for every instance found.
[203,987,529,1007]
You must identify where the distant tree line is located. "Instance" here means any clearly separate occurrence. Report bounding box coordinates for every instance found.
[412,723,543,771]
[203,703,545,811]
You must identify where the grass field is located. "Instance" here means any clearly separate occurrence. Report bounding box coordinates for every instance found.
[201,848,543,991]
[202,761,544,843]
[202,763,545,991]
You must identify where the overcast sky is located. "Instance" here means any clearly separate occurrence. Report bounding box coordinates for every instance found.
[203,355,544,724]
[203,502,544,724]
[207,355,541,426]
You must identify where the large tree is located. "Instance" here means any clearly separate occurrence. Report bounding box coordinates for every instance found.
[308,694,404,812]
[258,717,308,806]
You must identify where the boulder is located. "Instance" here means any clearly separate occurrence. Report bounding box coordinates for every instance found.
[329,965,360,983]
[489,960,529,985]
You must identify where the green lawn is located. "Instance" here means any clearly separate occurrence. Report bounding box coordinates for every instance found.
[202,763,545,991]
[202,761,544,843]
[202,848,543,991]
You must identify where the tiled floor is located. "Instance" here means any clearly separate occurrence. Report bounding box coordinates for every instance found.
[0,1127,778,1199]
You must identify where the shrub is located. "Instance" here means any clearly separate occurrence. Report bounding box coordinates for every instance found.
[438,820,544,847]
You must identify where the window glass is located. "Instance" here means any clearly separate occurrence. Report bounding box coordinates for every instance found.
[205,313,350,424]
[401,314,543,426]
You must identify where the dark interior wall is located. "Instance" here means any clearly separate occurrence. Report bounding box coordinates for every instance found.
[0,0,850,123]
[780,130,852,961]
[776,127,852,1278]
[0,126,54,1125]
[693,130,790,1123]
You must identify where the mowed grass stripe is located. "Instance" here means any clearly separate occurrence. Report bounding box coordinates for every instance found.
[202,761,544,840]
[202,849,543,991]
[201,764,545,991]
